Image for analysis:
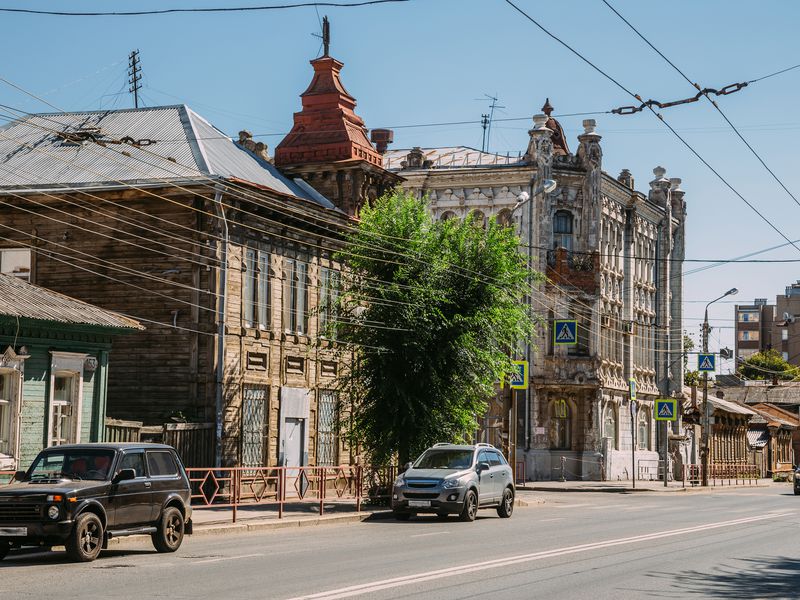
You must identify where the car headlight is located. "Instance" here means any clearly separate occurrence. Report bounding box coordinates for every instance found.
[394,476,405,487]
[47,505,60,520]
[443,479,463,489]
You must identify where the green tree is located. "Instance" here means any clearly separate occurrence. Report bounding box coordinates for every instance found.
[335,190,538,464]
[683,333,700,386]
[738,349,799,381]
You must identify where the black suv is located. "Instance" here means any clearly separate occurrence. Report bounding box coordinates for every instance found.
[0,443,192,562]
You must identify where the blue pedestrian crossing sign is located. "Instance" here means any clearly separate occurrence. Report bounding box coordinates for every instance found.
[655,398,677,421]
[554,319,578,346]
[510,360,528,390]
[698,353,716,372]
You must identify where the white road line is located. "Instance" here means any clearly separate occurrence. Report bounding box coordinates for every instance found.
[410,531,450,538]
[539,518,565,522]
[191,553,264,564]
[550,503,592,509]
[285,512,793,600]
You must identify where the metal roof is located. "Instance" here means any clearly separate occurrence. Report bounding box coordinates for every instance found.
[747,429,770,449]
[383,147,524,171]
[708,396,758,416]
[0,273,142,330]
[0,105,332,208]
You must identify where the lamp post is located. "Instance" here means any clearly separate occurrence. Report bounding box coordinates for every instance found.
[701,287,738,486]
[511,178,556,480]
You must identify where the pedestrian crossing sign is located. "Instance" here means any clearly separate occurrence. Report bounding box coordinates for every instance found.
[553,319,578,346]
[655,398,677,421]
[510,360,528,390]
[698,353,716,372]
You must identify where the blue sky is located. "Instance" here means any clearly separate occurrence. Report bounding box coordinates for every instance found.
[1,0,799,372]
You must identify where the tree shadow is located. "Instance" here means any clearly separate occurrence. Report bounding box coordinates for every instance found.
[653,556,800,598]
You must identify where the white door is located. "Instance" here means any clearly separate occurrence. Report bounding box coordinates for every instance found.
[283,417,305,496]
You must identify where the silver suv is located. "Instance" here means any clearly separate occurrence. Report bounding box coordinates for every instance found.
[391,443,514,522]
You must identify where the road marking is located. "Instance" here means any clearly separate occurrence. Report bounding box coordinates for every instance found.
[551,503,592,509]
[285,512,792,600]
[410,531,450,538]
[191,553,264,564]
[539,518,565,522]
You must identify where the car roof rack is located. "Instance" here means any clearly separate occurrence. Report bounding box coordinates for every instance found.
[433,442,451,447]
[475,443,495,448]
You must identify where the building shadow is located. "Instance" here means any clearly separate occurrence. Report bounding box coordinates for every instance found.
[651,556,800,598]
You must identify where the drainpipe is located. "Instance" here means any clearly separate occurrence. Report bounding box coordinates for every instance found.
[214,187,228,469]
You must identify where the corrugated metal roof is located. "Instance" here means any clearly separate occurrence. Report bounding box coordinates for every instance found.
[0,105,332,208]
[709,396,758,416]
[0,273,142,330]
[383,146,524,171]
[747,429,770,448]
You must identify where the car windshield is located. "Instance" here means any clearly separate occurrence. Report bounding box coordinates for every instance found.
[414,449,474,470]
[28,449,115,482]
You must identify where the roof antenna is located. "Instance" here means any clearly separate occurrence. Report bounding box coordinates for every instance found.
[475,93,504,153]
[128,50,142,109]
[313,16,331,57]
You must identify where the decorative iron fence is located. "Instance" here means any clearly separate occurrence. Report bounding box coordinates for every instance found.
[682,463,760,487]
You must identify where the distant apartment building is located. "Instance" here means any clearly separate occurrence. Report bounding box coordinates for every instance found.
[734,299,775,363]
[775,281,800,365]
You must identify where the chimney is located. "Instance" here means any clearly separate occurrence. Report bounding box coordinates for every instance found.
[617,169,634,189]
[370,128,394,154]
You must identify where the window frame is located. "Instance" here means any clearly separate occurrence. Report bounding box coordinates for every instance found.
[283,258,308,334]
[553,210,574,251]
[47,352,86,448]
[0,369,20,460]
[243,246,271,330]
[146,450,179,478]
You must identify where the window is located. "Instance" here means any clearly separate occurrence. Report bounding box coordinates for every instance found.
[50,374,77,446]
[637,411,650,451]
[496,209,513,227]
[550,399,571,450]
[486,451,502,467]
[553,210,574,251]
[0,248,30,281]
[783,328,789,341]
[603,404,617,450]
[283,258,308,334]
[147,451,179,477]
[783,352,790,361]
[440,211,456,221]
[319,268,340,338]
[29,449,115,481]
[0,372,16,457]
[242,385,269,469]
[243,247,270,329]
[316,390,339,467]
[738,330,759,342]
[738,311,759,323]
[469,210,486,229]
[119,452,146,478]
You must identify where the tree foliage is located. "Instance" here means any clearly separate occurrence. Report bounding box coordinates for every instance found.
[738,349,798,381]
[334,191,538,464]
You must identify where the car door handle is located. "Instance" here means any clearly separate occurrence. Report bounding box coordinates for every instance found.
[144,481,152,488]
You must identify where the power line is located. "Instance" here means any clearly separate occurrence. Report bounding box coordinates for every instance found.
[0,1,411,17]
[501,0,800,257]
[127,50,142,109]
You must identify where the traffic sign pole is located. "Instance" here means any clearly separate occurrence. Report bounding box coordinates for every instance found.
[629,379,636,490]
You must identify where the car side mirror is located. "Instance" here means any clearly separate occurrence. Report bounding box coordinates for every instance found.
[477,462,490,472]
[402,462,413,473]
[12,470,26,482]
[112,468,136,483]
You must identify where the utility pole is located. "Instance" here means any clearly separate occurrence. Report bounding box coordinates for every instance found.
[128,50,142,109]
[476,94,504,153]
[480,114,490,152]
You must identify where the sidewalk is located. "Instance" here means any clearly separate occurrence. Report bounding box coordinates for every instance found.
[518,478,779,494]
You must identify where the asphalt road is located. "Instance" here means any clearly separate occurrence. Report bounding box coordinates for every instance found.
[2,486,800,599]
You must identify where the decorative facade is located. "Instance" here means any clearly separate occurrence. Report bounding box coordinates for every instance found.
[383,104,687,480]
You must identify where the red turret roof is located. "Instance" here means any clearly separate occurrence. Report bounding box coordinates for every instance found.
[274,56,382,168]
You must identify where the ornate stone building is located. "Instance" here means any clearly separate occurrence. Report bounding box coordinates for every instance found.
[383,103,687,480]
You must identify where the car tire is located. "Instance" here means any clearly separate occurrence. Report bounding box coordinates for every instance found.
[65,512,104,562]
[794,488,800,496]
[393,511,411,521]
[459,490,478,522]
[152,506,185,553]
[497,487,514,518]
[0,541,9,560]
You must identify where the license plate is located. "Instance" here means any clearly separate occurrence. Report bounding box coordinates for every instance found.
[408,500,431,508]
[0,527,27,536]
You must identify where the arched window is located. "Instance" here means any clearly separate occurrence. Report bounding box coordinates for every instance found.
[440,210,457,221]
[469,210,486,229]
[637,410,650,450]
[553,210,574,250]
[550,399,571,450]
[603,404,617,450]
[496,209,513,227]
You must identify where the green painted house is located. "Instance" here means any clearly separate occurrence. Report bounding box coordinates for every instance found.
[0,273,142,470]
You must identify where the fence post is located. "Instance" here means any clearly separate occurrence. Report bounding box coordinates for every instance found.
[319,468,325,516]
[355,466,362,512]
[278,468,284,519]
[232,469,238,524]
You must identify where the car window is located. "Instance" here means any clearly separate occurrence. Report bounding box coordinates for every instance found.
[119,452,146,478]
[414,449,473,469]
[477,450,490,465]
[487,451,503,467]
[147,451,179,477]
[29,449,115,481]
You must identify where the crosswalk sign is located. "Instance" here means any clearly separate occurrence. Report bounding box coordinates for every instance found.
[510,360,528,390]
[655,398,677,421]
[698,353,716,372]
[554,320,578,346]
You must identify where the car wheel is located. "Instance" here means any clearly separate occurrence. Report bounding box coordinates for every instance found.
[152,506,185,553]
[459,490,478,522]
[497,487,514,518]
[0,541,9,560]
[65,512,104,562]
[393,511,411,521]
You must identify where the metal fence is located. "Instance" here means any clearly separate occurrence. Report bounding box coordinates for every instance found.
[185,465,397,523]
[682,463,760,487]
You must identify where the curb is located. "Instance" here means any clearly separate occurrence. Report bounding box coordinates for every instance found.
[524,483,774,494]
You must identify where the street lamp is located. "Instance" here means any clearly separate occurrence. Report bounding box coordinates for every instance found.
[701,287,738,486]
[509,178,557,480]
